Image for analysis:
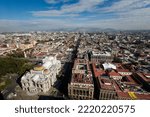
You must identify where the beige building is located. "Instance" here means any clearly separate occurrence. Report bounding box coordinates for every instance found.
[68,59,94,100]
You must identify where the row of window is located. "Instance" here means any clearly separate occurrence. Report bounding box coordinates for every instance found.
[71,95,92,100]
[69,88,93,97]
[100,91,116,100]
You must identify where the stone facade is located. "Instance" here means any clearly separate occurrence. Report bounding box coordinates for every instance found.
[68,59,94,100]
[21,56,61,95]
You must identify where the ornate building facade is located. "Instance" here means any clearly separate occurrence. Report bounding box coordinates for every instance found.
[21,56,61,95]
[68,59,94,100]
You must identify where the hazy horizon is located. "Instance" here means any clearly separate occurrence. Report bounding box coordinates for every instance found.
[0,0,150,32]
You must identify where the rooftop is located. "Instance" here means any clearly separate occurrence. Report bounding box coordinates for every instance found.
[108,71,121,77]
[21,56,60,82]
[98,77,115,91]
[121,75,138,85]
[71,73,93,84]
[115,80,147,93]
[71,59,93,85]
[117,91,150,100]
[102,63,116,70]
[92,51,111,57]
[136,73,150,83]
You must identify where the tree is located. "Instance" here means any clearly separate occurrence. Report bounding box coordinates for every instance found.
[0,57,33,77]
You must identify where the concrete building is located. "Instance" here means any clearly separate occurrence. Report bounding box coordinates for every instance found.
[21,56,61,95]
[68,59,94,100]
[91,51,113,63]
[132,73,150,92]
[92,63,117,100]
[98,77,117,100]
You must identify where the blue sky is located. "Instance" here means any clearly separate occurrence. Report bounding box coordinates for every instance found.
[0,0,150,32]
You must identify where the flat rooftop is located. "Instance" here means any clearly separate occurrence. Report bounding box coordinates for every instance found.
[92,51,111,57]
[71,59,93,85]
[98,77,115,91]
[136,73,150,83]
[71,73,93,84]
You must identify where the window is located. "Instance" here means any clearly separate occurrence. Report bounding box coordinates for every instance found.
[83,91,85,95]
[80,90,82,95]
[77,90,79,95]
[87,91,89,96]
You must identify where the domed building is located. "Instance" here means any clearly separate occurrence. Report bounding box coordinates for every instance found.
[21,56,61,95]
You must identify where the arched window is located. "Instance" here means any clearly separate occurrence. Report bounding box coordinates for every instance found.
[83,91,85,95]
[87,91,89,96]
[77,90,79,95]
[80,90,82,95]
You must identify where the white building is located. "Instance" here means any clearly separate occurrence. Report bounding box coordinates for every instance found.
[21,56,61,95]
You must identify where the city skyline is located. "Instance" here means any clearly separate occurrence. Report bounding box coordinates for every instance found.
[0,0,150,32]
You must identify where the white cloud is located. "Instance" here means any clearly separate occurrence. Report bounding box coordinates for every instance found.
[1,0,150,32]
[32,0,104,17]
[61,0,104,13]
[45,0,69,4]
[45,0,58,4]
[121,7,150,17]
[103,0,150,12]
[97,0,150,30]
[32,10,79,17]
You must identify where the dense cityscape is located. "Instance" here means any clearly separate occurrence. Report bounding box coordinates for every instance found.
[0,31,150,100]
[0,0,150,100]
